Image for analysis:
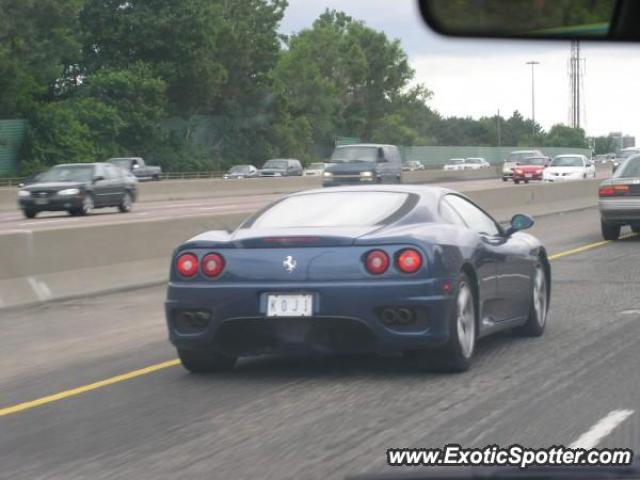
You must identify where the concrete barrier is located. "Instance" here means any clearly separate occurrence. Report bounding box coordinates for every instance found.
[0,168,503,211]
[0,179,602,310]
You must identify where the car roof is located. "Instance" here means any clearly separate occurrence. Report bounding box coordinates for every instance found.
[335,143,395,148]
[288,184,452,199]
[54,163,99,167]
[553,154,585,158]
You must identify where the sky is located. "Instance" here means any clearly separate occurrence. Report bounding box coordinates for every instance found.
[280,0,640,140]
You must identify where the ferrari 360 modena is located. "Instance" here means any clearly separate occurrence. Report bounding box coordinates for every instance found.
[165,185,550,373]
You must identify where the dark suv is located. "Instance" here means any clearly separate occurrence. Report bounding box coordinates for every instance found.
[17,163,137,219]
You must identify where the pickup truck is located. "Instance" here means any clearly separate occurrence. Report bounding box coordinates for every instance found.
[108,157,162,181]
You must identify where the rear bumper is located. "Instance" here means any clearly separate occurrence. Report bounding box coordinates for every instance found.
[513,172,543,181]
[600,198,640,224]
[165,279,456,356]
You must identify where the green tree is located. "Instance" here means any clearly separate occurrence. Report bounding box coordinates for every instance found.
[0,0,83,116]
[77,64,168,156]
[545,124,588,148]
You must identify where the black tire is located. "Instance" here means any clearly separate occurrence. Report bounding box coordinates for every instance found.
[118,191,133,213]
[502,177,508,182]
[514,179,520,185]
[23,208,37,219]
[513,261,548,337]
[601,220,620,241]
[78,194,94,216]
[177,348,237,373]
[152,174,160,181]
[524,180,530,184]
[408,272,476,373]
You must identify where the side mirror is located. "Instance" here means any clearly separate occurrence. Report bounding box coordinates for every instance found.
[506,214,535,237]
[93,176,105,184]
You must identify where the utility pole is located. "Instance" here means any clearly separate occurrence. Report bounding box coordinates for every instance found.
[526,61,540,142]
[569,40,583,129]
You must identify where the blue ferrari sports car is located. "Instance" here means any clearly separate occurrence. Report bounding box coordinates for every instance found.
[165,185,550,373]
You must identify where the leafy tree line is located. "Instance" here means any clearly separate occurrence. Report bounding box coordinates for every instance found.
[0,0,590,174]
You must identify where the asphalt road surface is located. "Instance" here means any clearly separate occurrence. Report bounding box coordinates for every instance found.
[1,206,638,479]
[0,175,607,233]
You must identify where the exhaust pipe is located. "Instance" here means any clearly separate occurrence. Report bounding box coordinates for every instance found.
[381,308,398,325]
[396,308,414,325]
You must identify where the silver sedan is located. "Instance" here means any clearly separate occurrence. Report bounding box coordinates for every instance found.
[599,154,640,240]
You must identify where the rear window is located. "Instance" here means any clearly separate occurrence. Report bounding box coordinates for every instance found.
[522,157,547,166]
[244,192,413,229]
[447,159,464,164]
[551,156,584,167]
[507,152,537,162]
[616,157,640,178]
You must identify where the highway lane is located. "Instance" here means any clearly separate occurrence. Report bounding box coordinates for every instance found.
[1,207,638,479]
[0,175,608,233]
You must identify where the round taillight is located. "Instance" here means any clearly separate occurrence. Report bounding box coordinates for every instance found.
[176,253,198,278]
[201,253,225,278]
[396,249,423,274]
[365,250,390,275]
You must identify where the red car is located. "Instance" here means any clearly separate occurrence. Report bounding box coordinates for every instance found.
[512,157,550,184]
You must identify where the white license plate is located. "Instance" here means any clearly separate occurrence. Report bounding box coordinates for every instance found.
[34,198,48,205]
[267,294,313,317]
[525,174,533,178]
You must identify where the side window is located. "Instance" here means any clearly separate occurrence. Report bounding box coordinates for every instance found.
[445,195,501,237]
[94,164,105,179]
[439,198,466,227]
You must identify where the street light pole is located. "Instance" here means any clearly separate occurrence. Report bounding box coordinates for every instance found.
[526,61,540,142]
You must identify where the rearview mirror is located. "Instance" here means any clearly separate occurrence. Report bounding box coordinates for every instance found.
[506,214,535,236]
[418,0,622,41]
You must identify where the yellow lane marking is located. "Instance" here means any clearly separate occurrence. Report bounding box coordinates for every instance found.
[0,359,180,418]
[0,233,638,418]
[548,233,637,261]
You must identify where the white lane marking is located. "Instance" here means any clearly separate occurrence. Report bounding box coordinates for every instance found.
[570,409,634,449]
[27,276,53,301]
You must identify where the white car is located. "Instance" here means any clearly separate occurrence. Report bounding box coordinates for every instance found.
[443,158,466,171]
[402,160,426,172]
[464,158,491,170]
[543,155,596,182]
[303,162,330,176]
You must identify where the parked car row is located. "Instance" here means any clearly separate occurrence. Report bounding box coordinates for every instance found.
[443,157,491,171]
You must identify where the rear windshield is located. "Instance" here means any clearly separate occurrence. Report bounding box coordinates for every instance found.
[507,152,537,162]
[244,191,412,228]
[522,157,547,166]
[229,166,251,173]
[551,156,584,167]
[619,149,640,159]
[263,159,287,169]
[308,163,325,169]
[447,159,464,164]
[616,157,640,178]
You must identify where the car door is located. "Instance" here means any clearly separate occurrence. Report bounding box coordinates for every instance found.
[443,194,504,325]
[444,194,531,324]
[91,164,111,207]
[103,164,125,205]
